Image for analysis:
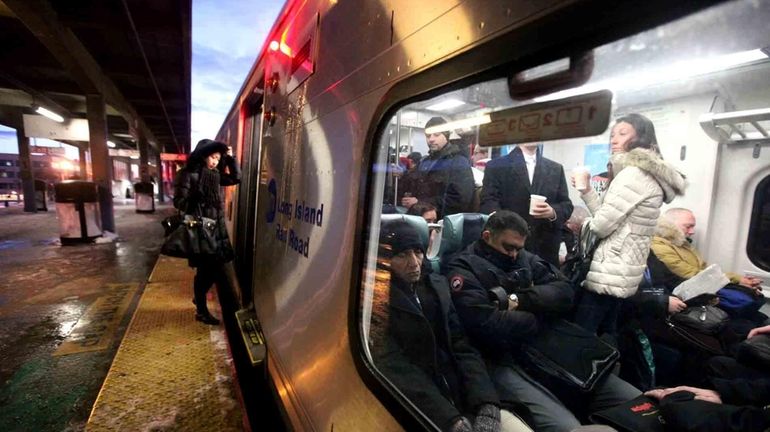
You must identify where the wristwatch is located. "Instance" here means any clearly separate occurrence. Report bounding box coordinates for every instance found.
[508,293,519,304]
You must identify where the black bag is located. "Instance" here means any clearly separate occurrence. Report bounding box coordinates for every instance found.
[520,319,620,392]
[669,305,729,335]
[562,220,599,286]
[160,213,184,236]
[589,395,664,432]
[664,306,728,355]
[160,214,218,259]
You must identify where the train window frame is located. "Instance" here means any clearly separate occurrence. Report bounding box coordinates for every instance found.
[748,174,770,271]
[348,2,760,430]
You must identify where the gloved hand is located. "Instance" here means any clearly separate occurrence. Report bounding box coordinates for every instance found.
[448,416,473,432]
[473,404,501,432]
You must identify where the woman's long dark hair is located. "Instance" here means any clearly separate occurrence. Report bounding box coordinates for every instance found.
[615,113,661,154]
[607,113,661,183]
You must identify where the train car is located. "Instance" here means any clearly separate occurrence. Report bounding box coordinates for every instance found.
[214,0,770,430]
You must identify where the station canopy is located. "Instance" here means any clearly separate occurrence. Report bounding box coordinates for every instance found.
[0,0,191,154]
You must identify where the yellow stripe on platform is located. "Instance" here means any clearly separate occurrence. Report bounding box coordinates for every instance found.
[54,283,139,356]
[86,257,243,432]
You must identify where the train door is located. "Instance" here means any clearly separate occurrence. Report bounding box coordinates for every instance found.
[234,92,265,305]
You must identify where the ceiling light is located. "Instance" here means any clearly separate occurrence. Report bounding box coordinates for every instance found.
[35,105,64,123]
[426,99,466,111]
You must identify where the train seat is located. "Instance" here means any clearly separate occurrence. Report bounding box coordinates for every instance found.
[379,214,430,253]
[426,213,488,274]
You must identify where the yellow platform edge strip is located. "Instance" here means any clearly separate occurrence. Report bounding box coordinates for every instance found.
[86,257,243,432]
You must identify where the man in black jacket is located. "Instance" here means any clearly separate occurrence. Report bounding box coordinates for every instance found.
[480,145,573,266]
[447,211,641,432]
[369,219,531,432]
[401,117,475,219]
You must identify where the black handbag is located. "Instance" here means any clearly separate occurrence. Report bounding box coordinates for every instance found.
[563,220,600,286]
[664,305,728,355]
[161,213,184,236]
[669,305,729,335]
[520,319,620,392]
[160,214,218,259]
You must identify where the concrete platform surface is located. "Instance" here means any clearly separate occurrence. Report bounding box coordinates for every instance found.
[0,201,242,431]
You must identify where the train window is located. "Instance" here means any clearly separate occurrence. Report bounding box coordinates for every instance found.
[748,175,770,271]
[358,1,770,429]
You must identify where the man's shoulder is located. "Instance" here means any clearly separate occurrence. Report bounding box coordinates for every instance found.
[485,154,511,169]
[538,156,565,171]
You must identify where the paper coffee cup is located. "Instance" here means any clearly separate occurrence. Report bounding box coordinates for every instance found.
[529,194,547,215]
[573,166,590,190]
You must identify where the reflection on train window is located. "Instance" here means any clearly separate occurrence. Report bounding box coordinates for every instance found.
[748,175,770,271]
[358,1,770,429]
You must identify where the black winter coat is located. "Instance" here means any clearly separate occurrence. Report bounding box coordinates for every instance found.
[406,143,475,219]
[369,272,499,431]
[447,240,574,361]
[173,155,241,267]
[659,378,770,431]
[480,147,573,266]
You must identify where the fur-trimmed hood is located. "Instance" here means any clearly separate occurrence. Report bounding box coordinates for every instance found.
[611,148,686,203]
[654,217,687,246]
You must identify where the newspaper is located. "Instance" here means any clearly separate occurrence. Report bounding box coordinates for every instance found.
[672,264,729,302]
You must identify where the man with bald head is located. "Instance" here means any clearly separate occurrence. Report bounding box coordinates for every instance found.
[651,208,761,290]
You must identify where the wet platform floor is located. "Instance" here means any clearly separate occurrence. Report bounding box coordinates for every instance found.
[0,201,244,431]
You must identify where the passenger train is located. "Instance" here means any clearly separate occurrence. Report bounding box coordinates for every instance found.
[212,0,770,429]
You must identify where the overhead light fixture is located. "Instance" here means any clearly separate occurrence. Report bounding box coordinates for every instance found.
[426,99,466,111]
[107,141,116,148]
[34,105,64,123]
[534,48,768,102]
[425,115,492,134]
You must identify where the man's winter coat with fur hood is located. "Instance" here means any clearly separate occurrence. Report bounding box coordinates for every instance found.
[651,218,742,285]
[580,148,686,298]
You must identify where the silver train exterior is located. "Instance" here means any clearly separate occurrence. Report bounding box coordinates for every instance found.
[212,0,769,430]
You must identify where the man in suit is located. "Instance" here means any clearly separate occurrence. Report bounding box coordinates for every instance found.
[480,144,573,266]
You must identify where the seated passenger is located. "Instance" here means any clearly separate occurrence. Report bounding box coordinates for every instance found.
[407,202,439,224]
[369,219,532,432]
[400,117,475,219]
[446,210,641,432]
[652,208,766,326]
[652,208,762,290]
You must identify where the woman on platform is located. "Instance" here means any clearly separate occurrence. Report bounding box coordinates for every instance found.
[173,139,241,324]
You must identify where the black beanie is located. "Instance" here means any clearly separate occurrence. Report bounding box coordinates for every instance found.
[379,220,426,257]
[425,116,451,141]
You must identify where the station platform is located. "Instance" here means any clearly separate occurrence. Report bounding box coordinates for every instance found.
[0,201,251,431]
[86,255,245,431]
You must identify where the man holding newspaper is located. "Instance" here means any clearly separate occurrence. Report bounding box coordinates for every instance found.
[651,208,763,292]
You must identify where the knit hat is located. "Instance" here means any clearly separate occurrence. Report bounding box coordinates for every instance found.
[425,116,450,141]
[379,219,426,257]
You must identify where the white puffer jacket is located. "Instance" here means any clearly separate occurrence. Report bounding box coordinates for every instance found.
[581,148,686,298]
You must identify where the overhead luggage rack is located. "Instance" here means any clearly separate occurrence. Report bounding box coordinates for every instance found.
[700,108,770,158]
